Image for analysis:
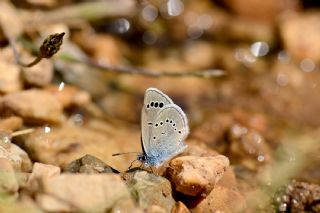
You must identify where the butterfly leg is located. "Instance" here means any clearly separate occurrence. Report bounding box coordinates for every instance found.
[128,159,138,170]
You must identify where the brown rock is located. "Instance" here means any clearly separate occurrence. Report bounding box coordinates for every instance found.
[191,185,246,213]
[0,61,22,93]
[36,174,136,212]
[0,133,32,172]
[0,116,23,131]
[224,0,299,23]
[22,59,53,87]
[280,12,320,62]
[45,84,91,108]
[0,158,19,194]
[165,155,229,196]
[28,162,60,185]
[64,154,119,174]
[20,123,140,171]
[172,201,190,213]
[0,89,63,124]
[127,171,175,212]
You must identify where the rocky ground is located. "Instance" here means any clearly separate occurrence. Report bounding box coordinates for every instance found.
[0,0,320,212]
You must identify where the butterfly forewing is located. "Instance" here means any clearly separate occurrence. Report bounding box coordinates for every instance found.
[147,104,189,165]
[141,88,173,155]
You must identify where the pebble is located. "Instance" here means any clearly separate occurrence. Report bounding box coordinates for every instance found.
[126,171,175,212]
[36,174,136,212]
[0,89,63,124]
[64,154,119,174]
[165,155,230,196]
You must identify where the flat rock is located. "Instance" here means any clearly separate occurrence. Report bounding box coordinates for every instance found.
[0,89,63,124]
[0,116,23,131]
[165,155,230,196]
[127,171,175,212]
[20,123,140,171]
[36,174,136,213]
[45,84,91,108]
[64,154,119,174]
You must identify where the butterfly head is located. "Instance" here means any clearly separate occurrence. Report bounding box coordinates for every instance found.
[137,153,147,162]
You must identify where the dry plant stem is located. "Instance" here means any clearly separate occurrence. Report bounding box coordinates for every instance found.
[23,0,136,27]
[11,128,35,137]
[65,56,226,78]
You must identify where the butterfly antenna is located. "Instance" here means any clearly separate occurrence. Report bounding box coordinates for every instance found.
[112,151,140,156]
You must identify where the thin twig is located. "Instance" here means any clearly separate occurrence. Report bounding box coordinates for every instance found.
[61,54,226,78]
[11,128,35,137]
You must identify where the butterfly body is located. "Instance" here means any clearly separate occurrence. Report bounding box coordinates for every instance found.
[139,88,189,167]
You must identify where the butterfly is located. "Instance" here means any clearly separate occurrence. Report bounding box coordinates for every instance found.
[113,88,189,168]
[136,87,189,167]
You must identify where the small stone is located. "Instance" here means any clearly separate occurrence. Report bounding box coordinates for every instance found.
[172,201,190,213]
[22,59,53,87]
[45,84,91,108]
[36,174,136,212]
[20,123,140,171]
[0,135,32,172]
[165,155,229,196]
[0,61,22,93]
[0,116,23,132]
[64,154,119,174]
[0,89,63,124]
[127,171,175,212]
[28,162,60,186]
[0,158,19,194]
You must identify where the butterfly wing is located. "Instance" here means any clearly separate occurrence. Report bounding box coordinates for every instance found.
[141,88,173,155]
[147,104,189,166]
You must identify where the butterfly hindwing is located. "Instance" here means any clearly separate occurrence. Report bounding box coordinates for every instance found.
[147,104,189,166]
[141,88,173,155]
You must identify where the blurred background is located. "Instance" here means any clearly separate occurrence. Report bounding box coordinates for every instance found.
[0,0,320,212]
